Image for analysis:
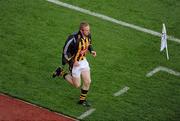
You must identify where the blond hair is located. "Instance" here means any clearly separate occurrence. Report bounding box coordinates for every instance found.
[79,21,89,30]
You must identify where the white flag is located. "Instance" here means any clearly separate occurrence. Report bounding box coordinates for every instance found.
[160,23,169,60]
[160,23,167,51]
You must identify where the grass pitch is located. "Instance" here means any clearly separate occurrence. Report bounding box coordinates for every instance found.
[0,0,180,120]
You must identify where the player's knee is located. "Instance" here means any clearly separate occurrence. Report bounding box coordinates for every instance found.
[74,83,81,88]
[72,77,81,88]
[84,79,91,86]
[73,80,81,88]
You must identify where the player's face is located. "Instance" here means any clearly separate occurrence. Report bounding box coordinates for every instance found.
[81,25,90,37]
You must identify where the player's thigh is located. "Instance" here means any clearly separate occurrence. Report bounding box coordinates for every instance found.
[72,76,81,88]
[72,66,81,87]
[81,70,91,84]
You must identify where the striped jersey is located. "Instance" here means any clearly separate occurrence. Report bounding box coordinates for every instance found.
[62,31,94,66]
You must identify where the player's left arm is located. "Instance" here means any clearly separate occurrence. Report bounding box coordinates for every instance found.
[88,34,96,57]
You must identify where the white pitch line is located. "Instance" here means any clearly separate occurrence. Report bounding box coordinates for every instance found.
[113,86,130,97]
[46,0,180,44]
[146,66,180,77]
[78,108,96,120]
[146,67,161,77]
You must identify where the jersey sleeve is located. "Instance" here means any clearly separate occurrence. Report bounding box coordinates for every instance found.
[62,36,76,65]
[63,37,75,61]
[88,34,94,53]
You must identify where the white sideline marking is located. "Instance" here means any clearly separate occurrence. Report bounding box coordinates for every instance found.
[78,108,96,120]
[114,86,130,96]
[146,66,180,77]
[46,0,180,44]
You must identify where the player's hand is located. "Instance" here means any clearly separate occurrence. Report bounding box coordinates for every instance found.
[73,61,79,67]
[91,51,96,57]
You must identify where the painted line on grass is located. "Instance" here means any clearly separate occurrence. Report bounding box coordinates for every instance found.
[146,66,180,77]
[114,86,130,97]
[78,108,96,120]
[46,0,180,44]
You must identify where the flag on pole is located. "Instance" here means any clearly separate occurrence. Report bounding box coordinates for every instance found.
[160,23,169,60]
[160,23,167,51]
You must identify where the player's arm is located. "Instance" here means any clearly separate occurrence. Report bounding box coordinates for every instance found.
[88,35,96,57]
[63,37,76,65]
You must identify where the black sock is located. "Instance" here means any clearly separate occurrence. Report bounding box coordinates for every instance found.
[79,89,88,103]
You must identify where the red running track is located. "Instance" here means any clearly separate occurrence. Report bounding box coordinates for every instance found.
[0,93,77,121]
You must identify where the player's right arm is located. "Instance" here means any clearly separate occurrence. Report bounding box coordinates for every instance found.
[62,35,77,66]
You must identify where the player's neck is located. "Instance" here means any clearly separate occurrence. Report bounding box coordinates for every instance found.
[80,31,86,39]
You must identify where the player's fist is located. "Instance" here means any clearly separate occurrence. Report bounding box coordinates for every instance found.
[91,51,96,57]
[73,61,79,67]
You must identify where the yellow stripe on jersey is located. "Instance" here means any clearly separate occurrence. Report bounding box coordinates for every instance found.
[79,39,85,60]
[85,37,89,50]
[74,41,82,62]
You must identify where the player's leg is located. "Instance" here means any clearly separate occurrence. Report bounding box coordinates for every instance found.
[81,70,91,90]
[78,59,91,106]
[52,66,81,88]
[78,69,91,106]
[64,74,81,88]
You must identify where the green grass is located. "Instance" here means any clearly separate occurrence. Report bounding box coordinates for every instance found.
[60,0,180,38]
[0,0,180,121]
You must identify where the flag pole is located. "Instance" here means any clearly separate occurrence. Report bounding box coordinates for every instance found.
[165,40,169,60]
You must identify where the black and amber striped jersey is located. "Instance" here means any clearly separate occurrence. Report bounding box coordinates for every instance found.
[62,31,94,66]
[74,36,90,62]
